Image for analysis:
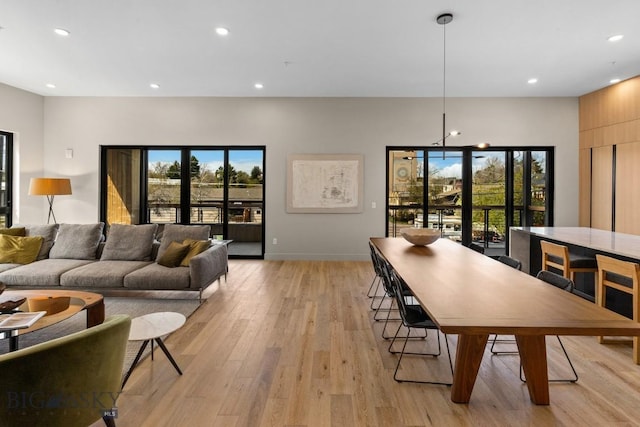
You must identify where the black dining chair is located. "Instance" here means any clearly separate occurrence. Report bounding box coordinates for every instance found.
[381,261,453,385]
[367,241,384,307]
[370,247,408,338]
[468,242,485,254]
[497,255,522,271]
[519,270,579,383]
[489,255,522,354]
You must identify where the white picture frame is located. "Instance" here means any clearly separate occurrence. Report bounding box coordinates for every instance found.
[286,154,364,213]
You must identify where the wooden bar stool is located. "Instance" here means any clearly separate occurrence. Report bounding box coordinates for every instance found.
[595,254,640,364]
[540,240,598,285]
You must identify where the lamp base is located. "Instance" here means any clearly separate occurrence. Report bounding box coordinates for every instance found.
[46,195,57,224]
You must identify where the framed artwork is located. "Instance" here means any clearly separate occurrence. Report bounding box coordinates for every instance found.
[286,154,364,213]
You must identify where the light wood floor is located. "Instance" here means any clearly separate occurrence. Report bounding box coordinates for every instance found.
[103,260,640,427]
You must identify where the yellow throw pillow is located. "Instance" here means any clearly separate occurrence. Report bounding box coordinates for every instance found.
[0,227,26,237]
[180,239,211,267]
[0,235,44,264]
[156,241,191,268]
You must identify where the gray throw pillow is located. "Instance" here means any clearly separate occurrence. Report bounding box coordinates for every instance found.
[101,224,158,261]
[13,224,60,260]
[157,224,210,260]
[49,223,105,260]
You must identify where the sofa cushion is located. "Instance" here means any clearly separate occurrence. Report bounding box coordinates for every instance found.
[124,263,191,290]
[0,235,43,264]
[13,224,59,260]
[0,227,25,237]
[49,223,105,260]
[60,260,152,288]
[157,241,190,268]
[180,239,211,267]
[157,224,210,260]
[0,263,20,273]
[100,224,158,261]
[0,258,95,287]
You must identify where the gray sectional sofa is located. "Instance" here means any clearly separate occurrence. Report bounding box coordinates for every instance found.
[0,223,228,298]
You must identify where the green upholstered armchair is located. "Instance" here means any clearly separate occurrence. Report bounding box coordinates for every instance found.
[0,314,131,427]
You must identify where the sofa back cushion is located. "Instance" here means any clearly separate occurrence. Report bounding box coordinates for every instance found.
[13,224,59,260]
[100,224,158,261]
[0,235,44,264]
[157,224,210,260]
[49,223,105,260]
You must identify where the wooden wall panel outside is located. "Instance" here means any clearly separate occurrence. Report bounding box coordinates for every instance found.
[106,149,140,225]
[615,141,640,235]
[590,146,613,231]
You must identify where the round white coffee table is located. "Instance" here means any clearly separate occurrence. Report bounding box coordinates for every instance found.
[121,311,186,388]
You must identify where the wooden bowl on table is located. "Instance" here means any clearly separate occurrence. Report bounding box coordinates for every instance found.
[400,228,441,246]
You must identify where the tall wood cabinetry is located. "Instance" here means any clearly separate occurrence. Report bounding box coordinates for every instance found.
[579,76,640,234]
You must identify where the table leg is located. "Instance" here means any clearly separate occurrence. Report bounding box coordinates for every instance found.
[154,337,183,375]
[9,335,18,352]
[86,299,106,328]
[450,333,488,403]
[121,340,150,389]
[515,335,550,405]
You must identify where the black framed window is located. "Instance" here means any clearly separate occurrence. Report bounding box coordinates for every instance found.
[100,145,265,259]
[386,146,554,256]
[0,131,13,227]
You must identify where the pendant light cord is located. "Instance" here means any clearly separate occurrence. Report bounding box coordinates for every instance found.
[441,15,447,159]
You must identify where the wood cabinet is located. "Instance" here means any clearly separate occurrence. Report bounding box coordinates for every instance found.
[579,75,640,232]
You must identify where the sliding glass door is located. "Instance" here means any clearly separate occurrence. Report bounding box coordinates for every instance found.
[0,132,12,227]
[189,150,225,237]
[147,150,182,223]
[226,150,264,256]
[387,146,553,256]
[101,146,265,258]
[471,151,507,252]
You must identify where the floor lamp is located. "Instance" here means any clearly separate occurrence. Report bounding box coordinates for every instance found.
[28,178,72,224]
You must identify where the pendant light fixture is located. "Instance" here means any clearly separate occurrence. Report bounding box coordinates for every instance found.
[437,13,454,160]
[434,12,489,159]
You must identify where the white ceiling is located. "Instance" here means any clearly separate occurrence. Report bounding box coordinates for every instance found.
[1,0,639,98]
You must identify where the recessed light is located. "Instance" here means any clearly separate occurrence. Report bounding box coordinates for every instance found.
[254,83,264,89]
[608,34,624,42]
[449,130,460,136]
[215,27,229,36]
[610,78,621,84]
[46,83,56,89]
[150,83,160,89]
[54,28,70,36]
[527,78,538,84]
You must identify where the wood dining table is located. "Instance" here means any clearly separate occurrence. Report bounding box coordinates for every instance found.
[370,236,640,405]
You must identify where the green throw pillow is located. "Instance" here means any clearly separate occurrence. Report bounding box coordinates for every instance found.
[0,234,44,264]
[179,239,211,267]
[0,227,26,237]
[157,241,191,268]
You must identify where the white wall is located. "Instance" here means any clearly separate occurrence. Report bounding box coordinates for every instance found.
[0,83,44,224]
[0,94,581,259]
[38,96,578,260]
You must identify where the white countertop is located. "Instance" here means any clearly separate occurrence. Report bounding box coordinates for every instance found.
[512,227,640,260]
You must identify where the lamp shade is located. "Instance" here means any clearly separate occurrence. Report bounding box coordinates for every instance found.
[28,178,72,196]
